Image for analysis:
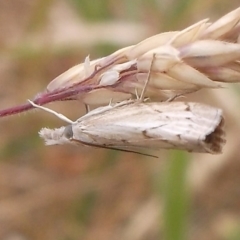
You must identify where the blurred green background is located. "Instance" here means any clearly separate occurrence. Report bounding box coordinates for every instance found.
[0,0,240,240]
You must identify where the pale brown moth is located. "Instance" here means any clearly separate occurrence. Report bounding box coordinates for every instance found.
[28,99,225,156]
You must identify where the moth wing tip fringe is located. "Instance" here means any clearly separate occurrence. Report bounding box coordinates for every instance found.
[204,117,226,154]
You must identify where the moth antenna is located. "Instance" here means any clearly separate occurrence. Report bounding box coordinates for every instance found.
[28,100,74,124]
[140,53,156,101]
[70,138,158,158]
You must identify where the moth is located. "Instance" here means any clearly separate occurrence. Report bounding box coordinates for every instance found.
[29,99,226,156]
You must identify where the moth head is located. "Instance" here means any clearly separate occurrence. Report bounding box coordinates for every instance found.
[63,125,73,139]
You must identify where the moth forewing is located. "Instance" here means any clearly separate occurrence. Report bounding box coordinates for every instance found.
[38,101,225,154]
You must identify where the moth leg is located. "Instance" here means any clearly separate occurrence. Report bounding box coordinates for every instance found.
[135,88,140,99]
[166,94,184,102]
[139,53,156,101]
[166,89,196,102]
[84,104,91,113]
[108,98,113,106]
[28,100,74,124]
[143,97,150,102]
